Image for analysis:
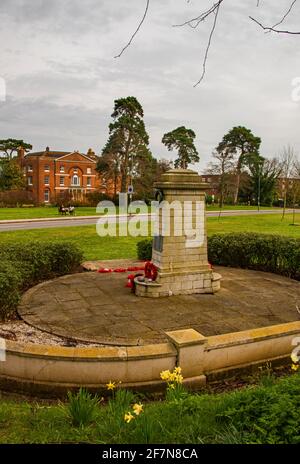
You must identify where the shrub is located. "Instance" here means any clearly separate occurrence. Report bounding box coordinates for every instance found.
[65,388,101,427]
[208,233,300,280]
[137,239,152,261]
[0,241,83,320]
[137,233,300,280]
[0,261,23,319]
[217,372,300,444]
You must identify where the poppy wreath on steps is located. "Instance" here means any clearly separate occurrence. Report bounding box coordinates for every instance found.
[126,273,144,292]
[144,261,158,282]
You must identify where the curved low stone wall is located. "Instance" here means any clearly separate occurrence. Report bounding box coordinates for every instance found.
[0,321,299,396]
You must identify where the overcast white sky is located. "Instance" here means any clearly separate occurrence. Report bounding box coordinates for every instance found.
[0,0,300,170]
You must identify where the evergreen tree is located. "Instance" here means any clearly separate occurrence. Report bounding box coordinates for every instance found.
[162,126,199,169]
[99,97,149,193]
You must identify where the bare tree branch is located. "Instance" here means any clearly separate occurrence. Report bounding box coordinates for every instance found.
[249,15,300,34]
[114,0,300,85]
[250,0,300,34]
[271,0,298,29]
[193,4,221,87]
[173,0,224,29]
[114,0,150,59]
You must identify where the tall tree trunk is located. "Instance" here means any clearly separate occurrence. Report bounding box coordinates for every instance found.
[120,133,132,193]
[233,169,241,205]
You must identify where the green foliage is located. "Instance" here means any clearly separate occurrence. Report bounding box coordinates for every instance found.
[162,126,199,169]
[165,383,188,403]
[100,96,150,192]
[0,241,83,320]
[0,261,23,319]
[208,232,300,279]
[1,373,300,443]
[217,126,261,163]
[217,373,300,444]
[217,126,261,204]
[0,159,25,191]
[0,139,32,160]
[241,155,281,206]
[66,388,101,427]
[137,239,152,260]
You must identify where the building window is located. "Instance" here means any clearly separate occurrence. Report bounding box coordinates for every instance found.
[87,167,92,174]
[28,176,33,186]
[60,166,65,173]
[44,176,50,186]
[44,165,50,172]
[72,174,80,186]
[44,190,50,203]
[28,165,33,172]
[60,176,65,186]
[87,177,92,187]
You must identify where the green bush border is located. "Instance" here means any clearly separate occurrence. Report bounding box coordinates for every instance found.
[0,242,83,320]
[137,233,300,280]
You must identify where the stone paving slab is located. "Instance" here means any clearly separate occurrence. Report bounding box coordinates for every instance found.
[18,264,300,346]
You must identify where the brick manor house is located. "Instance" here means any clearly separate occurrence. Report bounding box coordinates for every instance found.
[17,146,104,204]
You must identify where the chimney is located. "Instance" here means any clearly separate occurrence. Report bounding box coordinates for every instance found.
[17,146,25,161]
[46,146,50,153]
[87,148,95,157]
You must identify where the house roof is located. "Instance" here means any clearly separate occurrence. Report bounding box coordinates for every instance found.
[25,150,99,162]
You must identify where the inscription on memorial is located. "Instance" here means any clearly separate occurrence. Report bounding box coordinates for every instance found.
[153,235,164,253]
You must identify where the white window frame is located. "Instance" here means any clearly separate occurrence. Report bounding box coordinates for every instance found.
[87,177,92,187]
[72,174,80,186]
[44,165,50,172]
[28,165,33,172]
[28,176,33,186]
[44,176,50,186]
[44,190,50,203]
[87,167,92,175]
[60,176,65,186]
[60,166,65,173]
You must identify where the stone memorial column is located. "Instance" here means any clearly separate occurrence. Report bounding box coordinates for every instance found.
[135,169,221,297]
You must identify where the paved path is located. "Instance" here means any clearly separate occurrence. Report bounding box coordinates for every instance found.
[0,209,295,231]
[18,264,300,346]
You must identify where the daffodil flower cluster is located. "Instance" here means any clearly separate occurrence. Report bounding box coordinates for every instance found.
[291,352,300,372]
[160,367,183,386]
[124,403,144,423]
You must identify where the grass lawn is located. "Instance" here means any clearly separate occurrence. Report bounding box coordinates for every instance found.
[0,214,300,261]
[206,204,278,211]
[0,206,99,220]
[0,371,299,444]
[0,205,288,220]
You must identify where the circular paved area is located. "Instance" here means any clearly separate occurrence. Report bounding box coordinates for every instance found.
[18,265,300,346]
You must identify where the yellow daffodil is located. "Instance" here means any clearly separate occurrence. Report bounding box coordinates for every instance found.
[124,412,135,423]
[106,381,116,391]
[168,383,175,390]
[160,370,171,381]
[174,367,182,375]
[133,403,143,416]
[291,353,299,364]
[292,363,299,371]
[175,374,183,384]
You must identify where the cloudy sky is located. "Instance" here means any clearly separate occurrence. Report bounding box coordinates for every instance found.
[0,0,300,170]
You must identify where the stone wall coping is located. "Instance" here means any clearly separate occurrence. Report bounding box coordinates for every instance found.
[154,182,208,191]
[4,340,176,362]
[134,278,162,288]
[165,328,207,347]
[205,321,300,351]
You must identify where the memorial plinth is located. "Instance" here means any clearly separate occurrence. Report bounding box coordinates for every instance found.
[135,169,222,298]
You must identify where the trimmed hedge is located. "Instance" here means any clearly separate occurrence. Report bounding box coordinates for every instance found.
[137,233,300,280]
[0,242,83,320]
[208,233,300,280]
[137,239,153,261]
